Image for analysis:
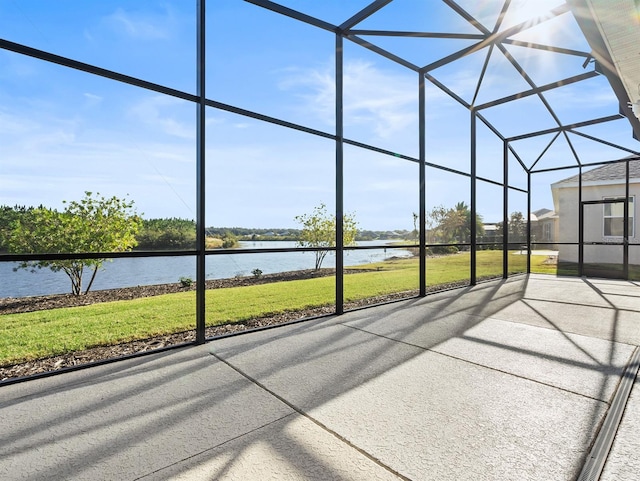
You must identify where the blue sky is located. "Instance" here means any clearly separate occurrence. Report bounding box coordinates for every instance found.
[1,0,639,230]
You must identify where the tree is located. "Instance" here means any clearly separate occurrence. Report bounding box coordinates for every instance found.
[425,205,449,244]
[496,211,527,244]
[221,230,238,248]
[137,218,196,250]
[426,201,484,244]
[294,203,358,270]
[508,211,527,243]
[7,192,142,295]
[411,211,419,240]
[0,205,34,253]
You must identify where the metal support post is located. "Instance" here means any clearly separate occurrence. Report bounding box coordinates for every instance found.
[419,70,427,296]
[195,0,206,343]
[503,141,509,278]
[470,110,477,285]
[335,33,344,314]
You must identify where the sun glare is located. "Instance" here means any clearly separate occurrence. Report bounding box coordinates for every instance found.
[504,0,566,26]
[501,0,566,41]
[481,1,584,91]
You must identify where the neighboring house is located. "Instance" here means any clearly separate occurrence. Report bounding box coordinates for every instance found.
[481,213,557,246]
[481,223,499,243]
[550,161,640,266]
[530,208,559,246]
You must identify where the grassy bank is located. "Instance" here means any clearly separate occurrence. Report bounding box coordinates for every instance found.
[0,251,555,366]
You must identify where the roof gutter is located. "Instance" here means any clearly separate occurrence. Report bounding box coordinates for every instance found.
[566,0,640,141]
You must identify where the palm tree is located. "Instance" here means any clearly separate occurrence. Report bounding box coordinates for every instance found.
[450,201,484,244]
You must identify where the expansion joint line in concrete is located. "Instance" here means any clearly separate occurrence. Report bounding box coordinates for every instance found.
[209,351,412,481]
[133,413,296,481]
[578,347,640,481]
[342,323,616,403]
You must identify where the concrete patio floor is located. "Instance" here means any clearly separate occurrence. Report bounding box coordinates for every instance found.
[1,274,639,480]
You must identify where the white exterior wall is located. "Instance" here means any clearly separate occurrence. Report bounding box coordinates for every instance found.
[552,180,640,265]
[553,185,579,263]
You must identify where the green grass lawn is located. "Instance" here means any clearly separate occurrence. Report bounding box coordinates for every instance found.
[0,250,557,366]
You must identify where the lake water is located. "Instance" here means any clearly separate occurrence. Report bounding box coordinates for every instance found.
[0,241,412,298]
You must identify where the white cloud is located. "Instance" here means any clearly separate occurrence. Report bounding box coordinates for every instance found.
[205,116,225,126]
[128,95,195,139]
[83,93,103,107]
[279,59,417,139]
[0,109,39,136]
[105,7,171,40]
[0,110,79,153]
[83,29,94,43]
[1,99,196,216]
[545,82,617,109]
[28,128,78,151]
[1,138,197,218]
[0,51,38,80]
[432,67,481,101]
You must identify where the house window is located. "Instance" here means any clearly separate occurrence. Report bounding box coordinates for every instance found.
[603,197,634,237]
[543,222,551,241]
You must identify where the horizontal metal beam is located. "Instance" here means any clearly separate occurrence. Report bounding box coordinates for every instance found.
[205,99,335,140]
[348,30,484,40]
[340,0,393,31]
[507,114,622,141]
[346,35,421,71]
[582,199,630,205]
[343,137,527,192]
[476,71,599,111]
[422,40,488,73]
[530,156,640,174]
[502,39,590,58]
[244,0,337,32]
[343,138,419,163]
[568,130,640,156]
[0,38,198,103]
[0,250,198,263]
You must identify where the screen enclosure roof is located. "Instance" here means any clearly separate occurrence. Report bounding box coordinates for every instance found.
[250,0,640,172]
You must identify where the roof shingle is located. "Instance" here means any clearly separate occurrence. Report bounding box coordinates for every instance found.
[555,159,640,185]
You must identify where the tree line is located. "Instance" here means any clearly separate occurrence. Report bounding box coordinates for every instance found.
[1,193,141,295]
[0,200,393,260]
[0,206,237,253]
[412,202,527,252]
[0,193,527,296]
[0,194,358,295]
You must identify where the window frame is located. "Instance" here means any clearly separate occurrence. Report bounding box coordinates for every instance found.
[602,196,635,238]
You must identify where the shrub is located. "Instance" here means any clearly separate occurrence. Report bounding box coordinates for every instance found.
[205,237,223,249]
[431,245,459,255]
[222,231,238,248]
[252,268,263,279]
[179,276,193,288]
